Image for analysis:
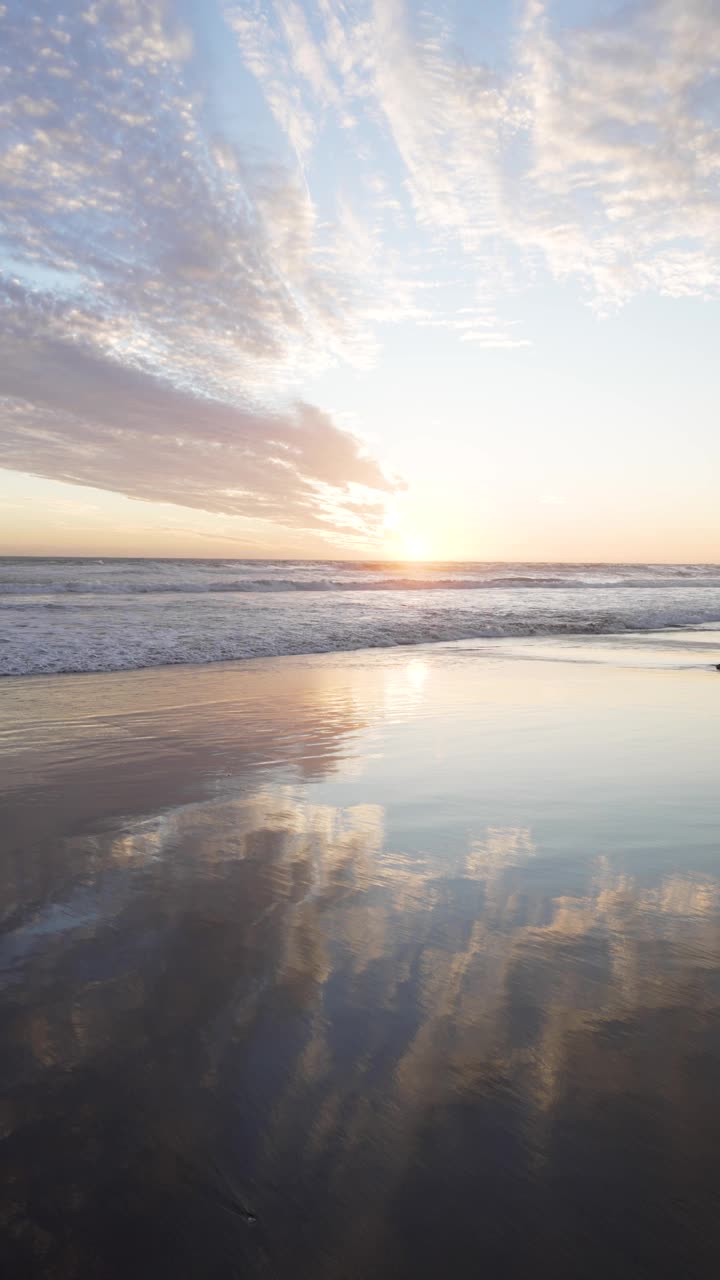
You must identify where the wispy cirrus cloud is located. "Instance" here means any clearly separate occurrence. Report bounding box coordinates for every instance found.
[235,0,720,307]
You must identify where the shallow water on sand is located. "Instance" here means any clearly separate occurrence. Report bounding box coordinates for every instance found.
[2,635,720,1278]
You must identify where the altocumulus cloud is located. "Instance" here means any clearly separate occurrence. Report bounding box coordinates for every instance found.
[0,0,401,540]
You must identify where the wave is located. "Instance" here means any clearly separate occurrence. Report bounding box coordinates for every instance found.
[4,557,720,677]
[6,574,720,597]
[4,608,720,676]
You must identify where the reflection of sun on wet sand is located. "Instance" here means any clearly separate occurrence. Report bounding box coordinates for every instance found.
[2,634,720,1277]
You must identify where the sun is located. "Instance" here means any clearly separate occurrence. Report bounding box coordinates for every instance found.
[382,505,432,560]
[402,533,430,560]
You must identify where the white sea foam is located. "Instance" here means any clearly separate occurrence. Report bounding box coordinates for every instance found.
[2,558,720,676]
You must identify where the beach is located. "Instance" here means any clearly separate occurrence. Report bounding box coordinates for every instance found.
[4,0,720,1269]
[2,631,720,1277]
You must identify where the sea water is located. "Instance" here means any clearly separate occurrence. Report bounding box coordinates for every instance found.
[3,556,720,675]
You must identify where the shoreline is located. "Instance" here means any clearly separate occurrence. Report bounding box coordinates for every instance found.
[5,557,720,679]
[3,621,720,682]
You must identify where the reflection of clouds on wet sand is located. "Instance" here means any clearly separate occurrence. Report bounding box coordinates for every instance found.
[0,657,391,938]
[3,786,720,1277]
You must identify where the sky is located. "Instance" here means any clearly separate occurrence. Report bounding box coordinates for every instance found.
[1,0,719,562]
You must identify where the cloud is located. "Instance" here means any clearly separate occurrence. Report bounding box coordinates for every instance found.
[229,0,526,347]
[225,2,320,160]
[0,0,401,540]
[513,0,720,302]
[2,0,720,536]
[237,0,720,308]
[0,286,397,534]
[368,0,511,245]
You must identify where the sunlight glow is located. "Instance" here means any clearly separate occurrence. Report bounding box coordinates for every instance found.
[402,534,430,560]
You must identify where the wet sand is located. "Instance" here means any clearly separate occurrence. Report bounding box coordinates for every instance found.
[2,633,720,1278]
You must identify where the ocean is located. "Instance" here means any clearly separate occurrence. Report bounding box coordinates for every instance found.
[3,556,720,676]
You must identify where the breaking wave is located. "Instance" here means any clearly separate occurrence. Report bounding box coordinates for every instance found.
[3,559,720,677]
